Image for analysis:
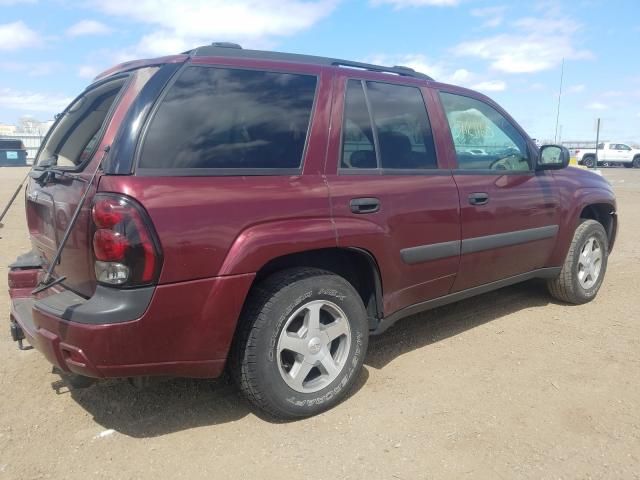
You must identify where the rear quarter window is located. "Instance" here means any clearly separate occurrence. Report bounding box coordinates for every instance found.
[138,66,317,171]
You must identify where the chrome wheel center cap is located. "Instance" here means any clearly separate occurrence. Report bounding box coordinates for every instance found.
[308,337,322,355]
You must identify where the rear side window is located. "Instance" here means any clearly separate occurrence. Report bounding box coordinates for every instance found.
[139,66,317,171]
[341,80,437,171]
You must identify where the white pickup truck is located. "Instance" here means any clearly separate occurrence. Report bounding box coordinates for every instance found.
[576,142,640,168]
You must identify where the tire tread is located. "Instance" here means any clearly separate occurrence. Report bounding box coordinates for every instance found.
[547,219,607,304]
[230,267,338,418]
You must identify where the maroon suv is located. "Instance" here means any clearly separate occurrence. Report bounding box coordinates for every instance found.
[8,43,617,418]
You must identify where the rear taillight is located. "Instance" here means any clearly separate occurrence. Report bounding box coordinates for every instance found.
[91,194,162,287]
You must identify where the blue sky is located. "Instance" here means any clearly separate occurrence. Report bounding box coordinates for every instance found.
[1,0,639,142]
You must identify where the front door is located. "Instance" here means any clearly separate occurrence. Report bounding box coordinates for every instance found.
[326,74,461,316]
[435,89,560,292]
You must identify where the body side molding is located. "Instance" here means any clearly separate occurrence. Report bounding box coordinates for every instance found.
[399,225,559,265]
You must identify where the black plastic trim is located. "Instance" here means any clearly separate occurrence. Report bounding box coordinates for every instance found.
[401,240,460,264]
[452,169,535,176]
[372,267,562,334]
[9,250,43,269]
[338,168,451,176]
[461,225,558,255]
[104,63,184,174]
[134,167,302,177]
[346,247,385,329]
[34,285,154,324]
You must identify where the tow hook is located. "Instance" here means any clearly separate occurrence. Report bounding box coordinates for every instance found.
[10,321,32,351]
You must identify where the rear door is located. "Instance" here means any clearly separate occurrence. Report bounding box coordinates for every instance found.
[433,89,560,292]
[326,73,461,316]
[25,69,155,296]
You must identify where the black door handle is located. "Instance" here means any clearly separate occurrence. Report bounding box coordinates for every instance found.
[468,192,489,206]
[350,197,380,214]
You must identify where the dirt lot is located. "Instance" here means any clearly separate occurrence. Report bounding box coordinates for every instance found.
[0,166,638,479]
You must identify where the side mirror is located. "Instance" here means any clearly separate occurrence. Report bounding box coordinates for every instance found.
[537,145,570,170]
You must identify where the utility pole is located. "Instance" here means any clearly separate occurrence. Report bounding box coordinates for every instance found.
[554,58,564,144]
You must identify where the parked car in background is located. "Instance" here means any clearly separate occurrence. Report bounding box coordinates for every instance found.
[0,139,28,166]
[576,142,640,168]
[8,43,617,419]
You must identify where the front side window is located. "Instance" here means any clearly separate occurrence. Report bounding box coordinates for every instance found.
[341,80,437,171]
[139,66,317,170]
[439,92,531,172]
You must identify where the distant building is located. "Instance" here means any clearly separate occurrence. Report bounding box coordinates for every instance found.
[0,123,17,136]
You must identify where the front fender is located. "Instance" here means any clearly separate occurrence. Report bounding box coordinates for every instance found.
[548,186,617,266]
[218,218,338,276]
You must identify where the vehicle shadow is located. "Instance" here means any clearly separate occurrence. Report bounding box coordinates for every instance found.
[54,361,371,437]
[55,279,557,437]
[365,279,557,370]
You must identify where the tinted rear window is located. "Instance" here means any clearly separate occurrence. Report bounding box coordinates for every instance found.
[139,66,317,170]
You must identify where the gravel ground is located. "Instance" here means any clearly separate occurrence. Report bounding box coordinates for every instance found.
[0,166,638,479]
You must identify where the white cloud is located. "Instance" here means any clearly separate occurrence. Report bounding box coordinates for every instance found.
[470,5,507,28]
[78,65,102,79]
[0,88,72,113]
[602,90,623,98]
[372,0,459,7]
[365,53,450,82]
[453,14,592,73]
[0,21,40,51]
[567,84,585,94]
[364,53,506,93]
[471,80,506,92]
[89,0,339,58]
[66,20,112,37]
[0,61,60,77]
[586,102,608,110]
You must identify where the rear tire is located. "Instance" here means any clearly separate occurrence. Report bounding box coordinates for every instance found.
[582,156,596,168]
[231,268,369,419]
[547,220,608,304]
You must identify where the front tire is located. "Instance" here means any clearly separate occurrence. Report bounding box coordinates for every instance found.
[633,157,640,168]
[547,220,608,304]
[231,268,369,419]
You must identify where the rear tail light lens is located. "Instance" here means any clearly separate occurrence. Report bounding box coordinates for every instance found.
[91,194,162,287]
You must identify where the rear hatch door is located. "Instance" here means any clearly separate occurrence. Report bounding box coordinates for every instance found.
[25,70,153,297]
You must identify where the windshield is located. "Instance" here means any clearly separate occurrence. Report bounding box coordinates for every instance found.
[36,76,127,168]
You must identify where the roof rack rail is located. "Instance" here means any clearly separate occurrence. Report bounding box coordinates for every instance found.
[185,43,433,81]
[210,42,242,49]
[330,60,431,80]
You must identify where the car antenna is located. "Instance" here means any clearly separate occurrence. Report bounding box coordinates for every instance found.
[32,146,109,295]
